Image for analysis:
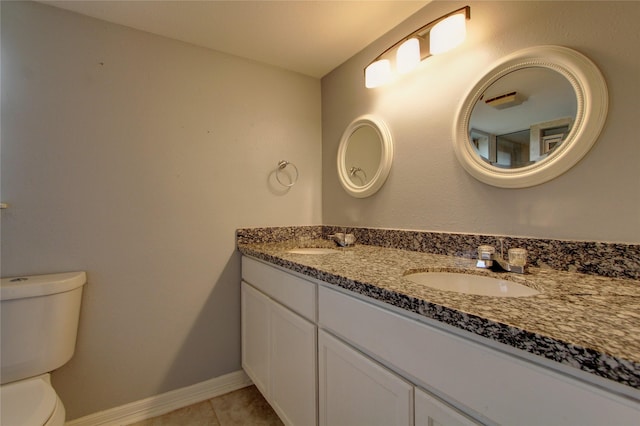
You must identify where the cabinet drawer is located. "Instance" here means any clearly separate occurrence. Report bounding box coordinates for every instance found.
[319,285,640,425]
[242,256,316,321]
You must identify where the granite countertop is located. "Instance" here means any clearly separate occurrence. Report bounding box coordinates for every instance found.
[238,239,640,390]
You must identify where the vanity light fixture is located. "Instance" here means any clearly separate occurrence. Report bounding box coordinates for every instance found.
[365,6,470,88]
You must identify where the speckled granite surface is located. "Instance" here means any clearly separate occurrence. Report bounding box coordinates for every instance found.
[237,227,640,390]
[237,226,640,280]
[321,226,640,280]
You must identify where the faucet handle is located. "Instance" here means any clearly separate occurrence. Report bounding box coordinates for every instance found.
[476,245,495,269]
[478,245,495,260]
[344,233,356,246]
[508,248,527,267]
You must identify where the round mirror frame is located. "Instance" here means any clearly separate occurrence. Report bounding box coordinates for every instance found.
[453,45,608,188]
[337,115,394,198]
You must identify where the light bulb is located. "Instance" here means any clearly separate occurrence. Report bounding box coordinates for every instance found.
[365,59,392,88]
[396,38,421,74]
[429,13,466,55]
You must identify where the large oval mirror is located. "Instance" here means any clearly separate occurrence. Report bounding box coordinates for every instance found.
[454,45,608,188]
[337,115,393,198]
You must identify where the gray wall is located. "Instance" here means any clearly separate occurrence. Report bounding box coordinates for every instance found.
[322,1,640,243]
[1,1,321,419]
[3,0,639,421]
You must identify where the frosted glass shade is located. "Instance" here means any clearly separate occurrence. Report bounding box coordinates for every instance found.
[365,59,392,88]
[430,13,466,55]
[396,38,421,74]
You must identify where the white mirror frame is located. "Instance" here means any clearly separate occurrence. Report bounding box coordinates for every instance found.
[453,45,608,188]
[337,115,394,198]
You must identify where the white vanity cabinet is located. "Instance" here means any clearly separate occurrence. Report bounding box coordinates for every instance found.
[318,329,414,426]
[241,257,317,426]
[318,284,640,426]
[318,320,476,426]
[241,255,640,426]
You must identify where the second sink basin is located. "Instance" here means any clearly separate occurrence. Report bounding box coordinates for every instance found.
[404,272,539,297]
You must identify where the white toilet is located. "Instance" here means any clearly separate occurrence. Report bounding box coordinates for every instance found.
[1,271,87,426]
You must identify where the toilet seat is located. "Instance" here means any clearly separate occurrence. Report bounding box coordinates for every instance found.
[0,375,64,426]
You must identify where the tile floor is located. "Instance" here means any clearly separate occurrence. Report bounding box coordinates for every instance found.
[127,385,283,426]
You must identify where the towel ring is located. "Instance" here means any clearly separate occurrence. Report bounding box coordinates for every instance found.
[276,160,299,187]
[349,166,367,181]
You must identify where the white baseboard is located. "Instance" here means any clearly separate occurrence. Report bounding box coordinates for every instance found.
[65,370,252,426]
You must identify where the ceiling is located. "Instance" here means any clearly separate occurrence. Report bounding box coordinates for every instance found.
[41,0,429,78]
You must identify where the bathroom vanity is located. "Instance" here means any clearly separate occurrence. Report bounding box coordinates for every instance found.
[239,237,640,425]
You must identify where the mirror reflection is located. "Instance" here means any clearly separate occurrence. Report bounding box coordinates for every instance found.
[469,67,577,169]
[337,114,393,198]
[345,126,382,186]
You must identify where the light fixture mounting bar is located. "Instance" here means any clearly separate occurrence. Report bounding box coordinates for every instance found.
[368,5,470,64]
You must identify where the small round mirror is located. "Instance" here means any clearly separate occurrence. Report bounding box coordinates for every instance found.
[454,45,608,188]
[337,115,393,198]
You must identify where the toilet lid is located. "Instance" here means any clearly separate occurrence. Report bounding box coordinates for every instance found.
[0,377,57,426]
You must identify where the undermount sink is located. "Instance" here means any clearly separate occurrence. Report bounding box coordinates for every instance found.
[404,272,540,297]
[286,248,339,255]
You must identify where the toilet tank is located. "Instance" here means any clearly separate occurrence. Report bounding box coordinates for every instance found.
[1,272,87,385]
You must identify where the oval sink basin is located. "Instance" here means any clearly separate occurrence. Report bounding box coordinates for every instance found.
[286,248,339,255]
[404,272,539,297]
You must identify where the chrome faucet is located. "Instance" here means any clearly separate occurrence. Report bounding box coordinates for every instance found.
[329,228,356,247]
[476,240,527,274]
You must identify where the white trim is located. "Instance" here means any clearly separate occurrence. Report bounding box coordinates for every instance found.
[337,114,394,198]
[65,370,252,426]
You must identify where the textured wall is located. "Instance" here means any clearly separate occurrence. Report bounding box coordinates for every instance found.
[1,1,321,419]
[322,1,640,243]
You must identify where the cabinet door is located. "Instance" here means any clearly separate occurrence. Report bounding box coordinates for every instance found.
[319,330,413,426]
[241,281,270,396]
[270,301,317,426]
[415,388,479,426]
